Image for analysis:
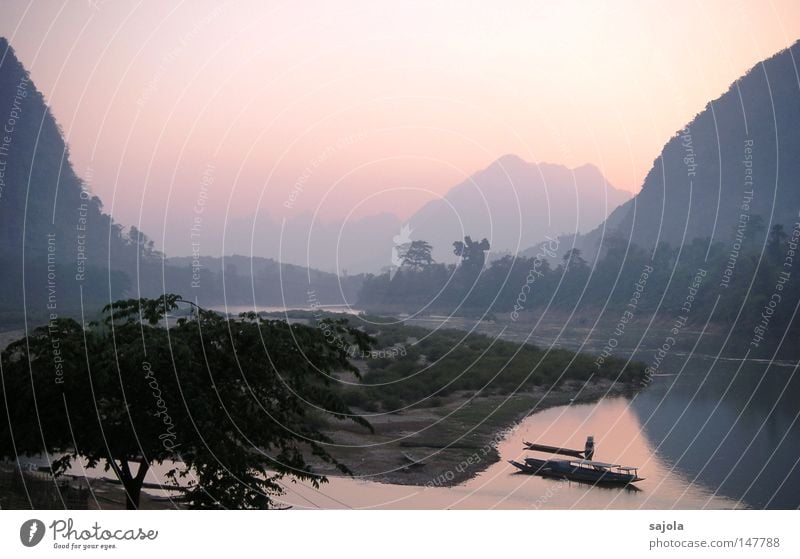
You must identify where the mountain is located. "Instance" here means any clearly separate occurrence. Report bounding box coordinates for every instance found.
[0,37,139,322]
[407,155,631,263]
[161,254,363,308]
[220,211,403,275]
[573,40,800,257]
[219,158,628,274]
[0,37,364,325]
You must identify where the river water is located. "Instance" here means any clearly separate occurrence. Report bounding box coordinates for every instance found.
[276,351,799,509]
[13,310,798,509]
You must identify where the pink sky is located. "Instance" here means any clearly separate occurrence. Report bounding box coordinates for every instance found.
[2,0,800,248]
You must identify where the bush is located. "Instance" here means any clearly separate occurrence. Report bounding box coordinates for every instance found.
[336,320,646,409]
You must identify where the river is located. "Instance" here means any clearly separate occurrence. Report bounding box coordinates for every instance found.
[10,310,798,509]
[275,350,798,509]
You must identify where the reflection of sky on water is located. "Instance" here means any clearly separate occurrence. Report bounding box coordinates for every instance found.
[631,354,800,509]
[23,353,796,509]
[278,397,739,510]
[280,354,799,509]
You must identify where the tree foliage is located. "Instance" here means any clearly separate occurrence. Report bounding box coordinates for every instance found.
[453,236,491,270]
[358,223,800,354]
[400,240,434,270]
[0,295,373,509]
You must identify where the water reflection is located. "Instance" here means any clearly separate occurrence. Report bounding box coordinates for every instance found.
[22,351,795,509]
[630,353,800,509]
[278,398,740,509]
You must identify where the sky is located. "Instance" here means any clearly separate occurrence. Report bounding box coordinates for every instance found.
[1,0,799,253]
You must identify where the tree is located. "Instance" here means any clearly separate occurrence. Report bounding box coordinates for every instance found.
[767,224,788,263]
[400,240,434,270]
[561,248,588,272]
[746,214,766,245]
[126,225,162,258]
[0,295,373,509]
[453,236,490,270]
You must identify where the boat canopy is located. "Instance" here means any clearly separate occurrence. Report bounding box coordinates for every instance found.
[571,459,638,470]
[571,459,618,467]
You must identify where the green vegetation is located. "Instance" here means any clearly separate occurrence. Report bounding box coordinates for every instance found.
[0,295,374,510]
[358,223,800,354]
[332,317,645,412]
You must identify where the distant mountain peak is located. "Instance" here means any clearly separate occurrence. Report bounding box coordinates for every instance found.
[492,153,529,167]
[408,154,632,263]
[486,155,610,182]
[573,162,603,174]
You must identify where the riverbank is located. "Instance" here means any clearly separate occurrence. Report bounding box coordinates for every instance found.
[0,320,638,506]
[317,377,637,487]
[0,378,637,509]
[0,462,180,510]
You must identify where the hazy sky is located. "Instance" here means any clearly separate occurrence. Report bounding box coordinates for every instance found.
[2,0,799,249]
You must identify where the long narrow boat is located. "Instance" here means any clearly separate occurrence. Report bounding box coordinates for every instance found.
[509,458,643,485]
[545,459,643,485]
[521,441,585,458]
[507,458,556,476]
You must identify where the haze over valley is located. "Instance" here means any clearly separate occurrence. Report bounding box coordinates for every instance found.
[2,1,800,520]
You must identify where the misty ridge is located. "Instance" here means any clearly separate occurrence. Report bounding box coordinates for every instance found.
[0,33,628,322]
[0,37,354,321]
[359,40,800,356]
[2,34,800,358]
[218,155,630,274]
[571,37,800,257]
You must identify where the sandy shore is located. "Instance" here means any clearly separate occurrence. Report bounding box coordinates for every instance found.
[0,378,635,509]
[0,323,637,505]
[317,377,636,487]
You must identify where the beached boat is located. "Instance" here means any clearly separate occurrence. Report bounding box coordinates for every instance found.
[507,457,557,476]
[510,457,643,485]
[510,436,643,485]
[546,459,643,484]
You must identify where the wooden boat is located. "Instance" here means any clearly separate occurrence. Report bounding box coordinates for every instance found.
[522,441,585,458]
[543,459,643,485]
[508,458,556,476]
[509,457,643,485]
[513,437,643,486]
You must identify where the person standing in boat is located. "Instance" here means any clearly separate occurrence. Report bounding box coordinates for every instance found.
[584,436,595,460]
